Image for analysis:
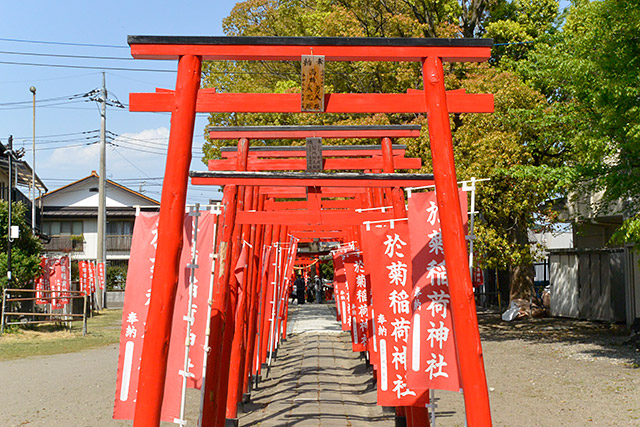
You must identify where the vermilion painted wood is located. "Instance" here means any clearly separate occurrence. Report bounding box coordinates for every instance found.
[133,55,202,427]
[226,186,254,421]
[221,148,406,158]
[306,187,322,225]
[202,138,249,427]
[242,193,264,395]
[214,140,250,426]
[128,37,491,62]
[190,173,435,188]
[129,91,493,114]
[128,36,494,425]
[208,157,422,171]
[215,185,246,426]
[295,237,346,243]
[290,230,348,239]
[258,225,279,372]
[201,189,233,426]
[215,289,236,426]
[423,56,491,426]
[381,136,408,217]
[256,224,274,377]
[208,125,420,140]
[284,232,294,341]
[265,199,360,210]
[276,226,289,342]
[258,187,368,196]
[235,208,395,226]
[288,224,353,232]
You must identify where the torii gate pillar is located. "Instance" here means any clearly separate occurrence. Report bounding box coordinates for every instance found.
[423,56,491,425]
[133,54,202,427]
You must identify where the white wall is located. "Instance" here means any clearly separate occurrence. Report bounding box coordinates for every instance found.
[43,176,156,208]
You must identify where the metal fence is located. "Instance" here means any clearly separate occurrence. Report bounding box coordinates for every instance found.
[0,288,88,335]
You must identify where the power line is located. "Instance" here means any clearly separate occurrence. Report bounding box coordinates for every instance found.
[36,141,98,151]
[0,71,100,85]
[107,131,206,153]
[11,130,99,139]
[0,99,92,111]
[0,91,95,106]
[0,37,128,49]
[0,59,175,73]
[110,146,163,183]
[107,140,166,155]
[0,49,135,61]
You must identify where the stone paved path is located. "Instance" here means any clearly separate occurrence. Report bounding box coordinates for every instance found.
[239,303,394,426]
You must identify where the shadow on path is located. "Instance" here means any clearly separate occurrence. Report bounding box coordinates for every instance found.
[239,303,394,426]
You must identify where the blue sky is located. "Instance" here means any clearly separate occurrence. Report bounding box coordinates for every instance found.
[1,1,572,204]
[0,1,239,203]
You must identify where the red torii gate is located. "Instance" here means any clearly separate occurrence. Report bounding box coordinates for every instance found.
[202,127,427,425]
[127,35,494,427]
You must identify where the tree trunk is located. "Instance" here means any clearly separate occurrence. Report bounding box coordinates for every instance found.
[509,225,534,302]
[509,263,534,302]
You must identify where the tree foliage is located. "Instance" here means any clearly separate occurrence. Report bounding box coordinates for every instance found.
[520,0,640,249]
[202,0,565,300]
[0,201,43,292]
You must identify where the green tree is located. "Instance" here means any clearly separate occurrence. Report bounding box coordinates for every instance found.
[453,65,570,300]
[106,264,128,291]
[521,0,640,249]
[202,0,565,302]
[0,201,43,292]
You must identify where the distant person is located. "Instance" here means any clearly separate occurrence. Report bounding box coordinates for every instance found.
[314,276,322,303]
[294,275,305,305]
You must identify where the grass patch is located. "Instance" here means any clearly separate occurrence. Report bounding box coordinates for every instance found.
[0,309,122,361]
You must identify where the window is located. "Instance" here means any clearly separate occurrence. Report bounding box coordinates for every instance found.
[106,220,134,236]
[43,220,82,236]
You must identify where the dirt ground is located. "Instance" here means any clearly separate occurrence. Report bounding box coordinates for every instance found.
[436,312,640,426]
[0,310,638,426]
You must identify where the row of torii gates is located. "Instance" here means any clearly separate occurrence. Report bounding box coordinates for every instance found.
[127,35,494,426]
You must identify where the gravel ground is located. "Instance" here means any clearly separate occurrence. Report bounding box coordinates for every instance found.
[435,313,640,426]
[0,309,638,426]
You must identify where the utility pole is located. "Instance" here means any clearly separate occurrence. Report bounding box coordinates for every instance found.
[30,86,36,234]
[7,136,13,287]
[97,73,107,310]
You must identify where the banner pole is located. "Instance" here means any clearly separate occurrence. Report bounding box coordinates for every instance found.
[198,206,220,427]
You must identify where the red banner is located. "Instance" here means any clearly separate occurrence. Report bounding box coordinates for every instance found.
[259,245,276,366]
[472,266,484,288]
[88,261,96,294]
[59,255,70,305]
[113,211,217,421]
[406,190,467,392]
[163,210,217,422]
[332,251,351,331]
[46,258,59,309]
[78,261,85,294]
[79,261,88,295]
[343,252,369,352]
[97,262,106,291]
[35,257,48,304]
[49,259,64,310]
[264,245,278,356]
[359,230,379,369]
[361,221,429,407]
[113,213,159,420]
